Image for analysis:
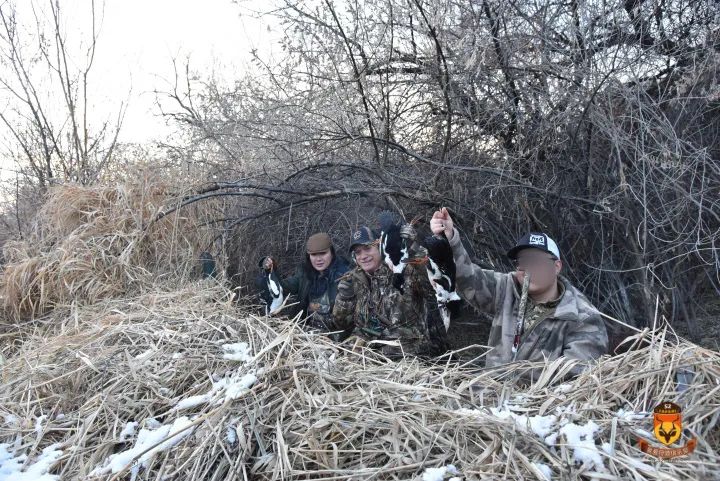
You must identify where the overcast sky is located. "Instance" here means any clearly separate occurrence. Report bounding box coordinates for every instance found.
[1,0,280,150]
[96,0,280,142]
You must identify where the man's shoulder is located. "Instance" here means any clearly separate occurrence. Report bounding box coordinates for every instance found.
[555,277,601,322]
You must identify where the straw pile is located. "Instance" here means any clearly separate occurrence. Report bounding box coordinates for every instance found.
[0,180,218,320]
[0,281,718,481]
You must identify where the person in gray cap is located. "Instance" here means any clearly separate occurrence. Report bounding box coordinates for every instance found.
[430,207,609,378]
[331,225,441,358]
[257,232,350,330]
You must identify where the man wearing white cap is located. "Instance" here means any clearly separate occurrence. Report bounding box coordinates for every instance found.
[430,208,609,378]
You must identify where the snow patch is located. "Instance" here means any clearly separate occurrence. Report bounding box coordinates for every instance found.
[144,418,162,429]
[175,394,212,411]
[226,425,237,445]
[490,407,557,438]
[422,464,459,481]
[34,415,47,438]
[119,421,138,442]
[615,409,647,421]
[553,384,573,394]
[2,415,18,427]
[559,421,605,471]
[0,443,63,481]
[218,373,257,402]
[544,432,558,446]
[533,462,552,480]
[221,342,252,362]
[91,416,195,476]
[173,371,258,411]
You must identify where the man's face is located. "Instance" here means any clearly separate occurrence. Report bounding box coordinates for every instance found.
[353,243,382,273]
[309,249,333,272]
[512,248,562,295]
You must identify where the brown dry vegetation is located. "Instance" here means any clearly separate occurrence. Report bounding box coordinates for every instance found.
[0,178,222,320]
[0,181,717,480]
[0,1,719,478]
[0,284,717,480]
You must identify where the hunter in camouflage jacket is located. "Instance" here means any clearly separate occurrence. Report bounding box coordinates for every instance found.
[448,228,609,377]
[330,262,438,358]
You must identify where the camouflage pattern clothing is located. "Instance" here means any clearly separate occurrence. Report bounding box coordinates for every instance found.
[448,228,609,377]
[331,262,437,358]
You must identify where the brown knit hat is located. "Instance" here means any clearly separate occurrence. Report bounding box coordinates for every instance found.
[306,232,333,254]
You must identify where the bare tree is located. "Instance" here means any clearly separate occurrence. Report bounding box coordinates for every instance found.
[0,0,125,242]
[162,0,720,337]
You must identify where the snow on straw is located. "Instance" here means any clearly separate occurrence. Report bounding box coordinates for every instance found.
[173,342,257,411]
[175,394,212,411]
[118,421,138,442]
[0,443,63,481]
[422,464,460,481]
[34,414,47,439]
[489,406,558,438]
[221,342,252,361]
[559,420,605,471]
[1,415,18,428]
[174,368,258,411]
[90,416,195,476]
[226,425,237,445]
[615,408,648,421]
[533,462,552,480]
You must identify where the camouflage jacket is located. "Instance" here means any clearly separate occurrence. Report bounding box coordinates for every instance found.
[448,228,609,376]
[331,263,437,357]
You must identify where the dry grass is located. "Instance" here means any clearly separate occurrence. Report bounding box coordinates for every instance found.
[0,282,717,480]
[0,179,219,320]
[0,177,717,480]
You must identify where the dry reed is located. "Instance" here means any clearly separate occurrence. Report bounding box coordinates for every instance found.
[0,180,219,320]
[0,282,717,480]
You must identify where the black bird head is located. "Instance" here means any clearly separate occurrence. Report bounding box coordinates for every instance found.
[377,211,405,273]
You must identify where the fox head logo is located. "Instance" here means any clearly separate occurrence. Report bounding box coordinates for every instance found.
[653,402,683,446]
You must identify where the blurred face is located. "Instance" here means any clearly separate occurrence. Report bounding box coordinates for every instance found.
[309,249,333,272]
[353,243,382,274]
[512,248,562,296]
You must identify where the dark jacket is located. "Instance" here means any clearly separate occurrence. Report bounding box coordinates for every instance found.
[255,256,350,315]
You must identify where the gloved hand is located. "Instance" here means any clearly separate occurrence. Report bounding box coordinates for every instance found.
[336,276,355,301]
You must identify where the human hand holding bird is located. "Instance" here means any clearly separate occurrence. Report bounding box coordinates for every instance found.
[431,207,454,240]
[262,256,275,272]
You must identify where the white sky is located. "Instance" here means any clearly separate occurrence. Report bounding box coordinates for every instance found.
[0,0,281,150]
[96,0,279,143]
